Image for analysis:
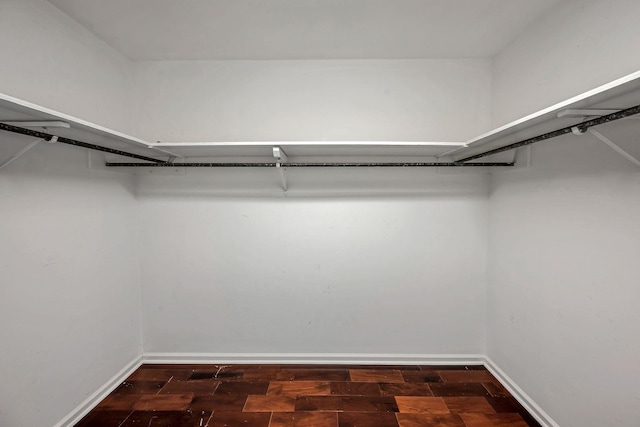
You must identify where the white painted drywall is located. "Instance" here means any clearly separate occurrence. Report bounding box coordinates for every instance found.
[0,136,142,427]
[132,59,492,142]
[0,2,141,426]
[0,0,134,132]
[487,124,640,426]
[492,0,640,127]
[136,168,489,355]
[132,58,493,356]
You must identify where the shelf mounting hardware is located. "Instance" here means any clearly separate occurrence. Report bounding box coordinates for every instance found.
[588,129,640,167]
[0,138,42,170]
[273,146,288,191]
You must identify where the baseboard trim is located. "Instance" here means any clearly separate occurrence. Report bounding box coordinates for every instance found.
[483,357,559,427]
[142,352,485,365]
[54,355,143,427]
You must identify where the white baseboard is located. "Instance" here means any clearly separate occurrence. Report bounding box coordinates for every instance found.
[54,355,143,427]
[483,356,559,427]
[142,352,486,365]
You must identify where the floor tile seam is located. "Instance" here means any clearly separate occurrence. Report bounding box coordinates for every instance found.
[115,410,135,427]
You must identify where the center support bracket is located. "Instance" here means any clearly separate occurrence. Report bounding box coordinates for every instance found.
[273,146,289,191]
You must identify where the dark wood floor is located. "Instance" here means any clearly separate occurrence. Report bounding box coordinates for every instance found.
[75,364,540,427]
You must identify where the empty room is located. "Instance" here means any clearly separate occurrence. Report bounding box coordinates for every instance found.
[1,1,639,426]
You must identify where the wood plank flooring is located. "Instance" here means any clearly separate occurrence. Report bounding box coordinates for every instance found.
[75,364,541,427]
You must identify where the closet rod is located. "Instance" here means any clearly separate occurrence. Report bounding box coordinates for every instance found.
[106,162,514,168]
[0,122,166,164]
[457,104,640,163]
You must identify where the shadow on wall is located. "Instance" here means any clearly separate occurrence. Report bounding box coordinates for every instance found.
[133,167,492,199]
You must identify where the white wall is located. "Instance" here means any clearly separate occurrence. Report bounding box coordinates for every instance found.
[0,0,134,132]
[136,169,489,355]
[133,58,492,358]
[0,138,142,427]
[492,0,640,127]
[489,2,640,424]
[0,1,141,426]
[487,127,640,426]
[133,59,492,142]
[133,58,492,356]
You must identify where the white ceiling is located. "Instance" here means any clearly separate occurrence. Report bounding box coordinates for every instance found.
[47,0,561,60]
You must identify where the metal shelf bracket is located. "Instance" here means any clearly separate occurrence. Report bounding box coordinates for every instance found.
[273,146,289,191]
[0,138,43,171]
[588,129,640,168]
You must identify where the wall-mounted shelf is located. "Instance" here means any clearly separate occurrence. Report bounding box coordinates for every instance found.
[0,92,173,161]
[2,70,640,166]
[443,70,640,161]
[143,141,466,160]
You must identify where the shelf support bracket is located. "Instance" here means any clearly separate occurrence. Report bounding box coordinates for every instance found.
[273,146,288,191]
[0,138,43,171]
[589,129,640,168]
